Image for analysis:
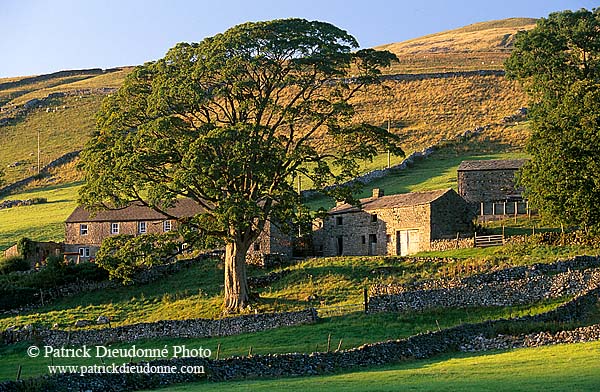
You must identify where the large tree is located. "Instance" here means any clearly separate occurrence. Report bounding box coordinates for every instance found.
[79,19,403,312]
[505,8,600,230]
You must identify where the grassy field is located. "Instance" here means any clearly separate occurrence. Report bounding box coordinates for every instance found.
[148,341,600,392]
[305,140,529,211]
[0,181,81,250]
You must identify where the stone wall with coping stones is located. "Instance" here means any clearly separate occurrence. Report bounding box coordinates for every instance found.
[368,256,600,313]
[1,308,318,346]
[429,237,474,251]
[2,287,598,392]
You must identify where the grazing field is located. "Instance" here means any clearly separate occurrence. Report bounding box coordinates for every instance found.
[152,341,600,392]
[0,181,81,250]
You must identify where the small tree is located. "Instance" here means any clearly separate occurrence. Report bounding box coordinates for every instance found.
[79,19,403,312]
[506,9,600,231]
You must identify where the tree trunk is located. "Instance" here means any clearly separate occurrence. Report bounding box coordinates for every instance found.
[224,239,251,313]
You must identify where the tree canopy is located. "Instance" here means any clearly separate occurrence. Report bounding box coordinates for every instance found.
[79,18,403,312]
[505,8,600,230]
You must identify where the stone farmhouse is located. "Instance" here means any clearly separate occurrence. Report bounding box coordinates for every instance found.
[457,159,527,205]
[313,188,475,257]
[64,199,292,264]
[64,198,204,262]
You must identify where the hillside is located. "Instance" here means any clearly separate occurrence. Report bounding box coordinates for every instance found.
[376,18,537,73]
[0,68,132,184]
[0,18,532,190]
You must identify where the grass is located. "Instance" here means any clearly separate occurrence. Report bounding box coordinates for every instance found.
[376,18,537,74]
[146,341,600,392]
[305,141,529,211]
[0,296,572,381]
[0,181,81,250]
[0,94,103,183]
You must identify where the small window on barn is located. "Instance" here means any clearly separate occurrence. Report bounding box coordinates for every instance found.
[386,234,391,243]
[78,247,90,257]
[80,224,88,236]
[163,220,172,232]
[336,216,343,226]
[361,235,366,244]
[111,223,120,235]
[371,214,377,222]
[253,243,261,251]
[138,221,147,234]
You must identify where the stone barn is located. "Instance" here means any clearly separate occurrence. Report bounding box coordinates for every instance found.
[457,159,527,205]
[315,188,474,257]
[245,220,294,267]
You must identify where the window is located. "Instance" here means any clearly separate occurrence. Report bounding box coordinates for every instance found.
[336,216,343,226]
[163,220,172,232]
[361,235,366,244]
[138,221,147,234]
[111,223,120,235]
[386,234,391,243]
[78,247,90,257]
[80,224,88,235]
[371,214,378,223]
[253,243,261,251]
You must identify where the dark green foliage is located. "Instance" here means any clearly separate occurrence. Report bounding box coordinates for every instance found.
[95,234,179,284]
[0,256,30,274]
[506,9,600,230]
[0,261,108,310]
[16,237,34,259]
[78,18,402,311]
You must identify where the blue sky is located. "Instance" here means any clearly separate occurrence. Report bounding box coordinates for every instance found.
[1,0,596,77]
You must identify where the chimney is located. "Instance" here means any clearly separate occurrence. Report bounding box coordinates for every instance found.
[372,188,384,198]
[336,200,346,207]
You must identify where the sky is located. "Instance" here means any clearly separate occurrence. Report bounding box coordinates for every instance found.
[1,0,597,78]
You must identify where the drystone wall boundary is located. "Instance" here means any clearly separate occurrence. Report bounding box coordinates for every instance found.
[2,308,318,346]
[368,256,600,313]
[2,286,598,392]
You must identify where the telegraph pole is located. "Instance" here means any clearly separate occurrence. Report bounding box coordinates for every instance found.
[37,129,41,175]
[387,119,391,169]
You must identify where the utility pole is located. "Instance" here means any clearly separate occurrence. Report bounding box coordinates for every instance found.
[387,119,391,169]
[37,129,41,175]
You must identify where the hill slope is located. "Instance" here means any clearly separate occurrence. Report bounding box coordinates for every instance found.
[0,18,533,189]
[377,18,537,73]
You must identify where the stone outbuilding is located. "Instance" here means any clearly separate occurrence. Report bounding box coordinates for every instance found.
[314,188,474,257]
[245,220,294,267]
[457,159,527,205]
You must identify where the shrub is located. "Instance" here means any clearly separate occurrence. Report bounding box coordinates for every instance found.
[0,256,31,274]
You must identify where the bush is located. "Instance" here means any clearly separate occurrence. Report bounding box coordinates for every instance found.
[0,256,31,274]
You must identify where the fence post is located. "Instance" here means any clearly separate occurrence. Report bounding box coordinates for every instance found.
[474,232,477,248]
[363,288,368,314]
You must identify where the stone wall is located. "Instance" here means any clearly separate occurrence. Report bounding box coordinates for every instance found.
[2,286,597,392]
[368,256,600,313]
[429,237,474,252]
[0,150,81,196]
[1,308,318,346]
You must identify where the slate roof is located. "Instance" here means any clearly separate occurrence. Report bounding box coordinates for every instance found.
[457,159,527,172]
[65,198,204,223]
[329,188,452,215]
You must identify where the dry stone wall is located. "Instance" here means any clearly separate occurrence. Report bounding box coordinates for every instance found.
[2,309,318,346]
[368,256,600,313]
[2,287,598,392]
